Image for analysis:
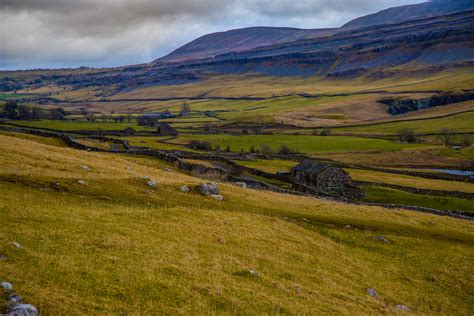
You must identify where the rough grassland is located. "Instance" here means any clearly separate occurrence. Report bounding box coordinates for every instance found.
[0,133,473,314]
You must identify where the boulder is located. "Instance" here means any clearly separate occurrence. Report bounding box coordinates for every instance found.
[2,281,13,291]
[8,293,23,304]
[146,180,157,188]
[235,182,247,188]
[396,305,409,311]
[180,186,190,193]
[7,303,38,316]
[373,236,391,244]
[197,182,219,196]
[367,288,377,297]
[81,165,91,171]
[210,194,224,201]
[77,180,87,186]
[10,242,21,249]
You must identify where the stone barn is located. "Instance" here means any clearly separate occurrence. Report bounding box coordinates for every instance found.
[121,127,136,136]
[156,123,178,136]
[290,160,363,199]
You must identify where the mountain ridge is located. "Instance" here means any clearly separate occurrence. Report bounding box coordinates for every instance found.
[157,0,474,65]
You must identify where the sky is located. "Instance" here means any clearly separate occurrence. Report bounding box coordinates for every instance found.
[0,0,426,70]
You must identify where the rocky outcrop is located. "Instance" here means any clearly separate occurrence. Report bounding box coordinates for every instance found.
[380,92,474,115]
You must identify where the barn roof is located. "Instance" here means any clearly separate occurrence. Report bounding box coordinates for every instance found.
[291,160,332,173]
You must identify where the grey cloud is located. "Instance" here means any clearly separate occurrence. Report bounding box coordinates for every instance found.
[0,0,426,69]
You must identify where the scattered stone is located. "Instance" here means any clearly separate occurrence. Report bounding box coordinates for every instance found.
[180,186,190,193]
[7,303,38,316]
[2,282,13,291]
[344,224,352,229]
[197,182,219,196]
[77,180,87,186]
[292,286,302,295]
[235,182,247,188]
[373,236,391,244]
[127,165,133,171]
[146,180,157,188]
[10,242,21,249]
[0,254,7,261]
[396,305,409,311]
[164,168,172,173]
[367,288,377,297]
[144,190,153,194]
[210,194,224,201]
[141,176,151,180]
[234,269,259,278]
[81,165,91,171]
[8,293,23,304]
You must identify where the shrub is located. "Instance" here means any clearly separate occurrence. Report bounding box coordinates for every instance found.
[188,140,212,150]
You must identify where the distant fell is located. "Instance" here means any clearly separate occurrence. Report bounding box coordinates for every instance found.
[157,27,335,63]
[343,0,474,29]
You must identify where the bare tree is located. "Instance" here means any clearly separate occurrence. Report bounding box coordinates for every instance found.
[397,128,417,143]
[438,129,455,147]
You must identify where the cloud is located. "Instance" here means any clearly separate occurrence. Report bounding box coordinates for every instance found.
[0,0,425,70]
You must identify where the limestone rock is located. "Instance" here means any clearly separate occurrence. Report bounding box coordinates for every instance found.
[10,242,21,249]
[367,288,377,297]
[146,180,157,188]
[77,180,87,186]
[2,281,13,291]
[197,182,219,196]
[235,182,247,188]
[373,236,391,244]
[7,303,38,316]
[180,186,190,193]
[396,304,409,311]
[210,194,224,201]
[8,293,23,304]
[81,165,91,171]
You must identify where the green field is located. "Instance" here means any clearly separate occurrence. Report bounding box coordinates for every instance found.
[1,132,473,314]
[236,159,299,173]
[334,112,474,135]
[171,134,429,153]
[362,186,474,213]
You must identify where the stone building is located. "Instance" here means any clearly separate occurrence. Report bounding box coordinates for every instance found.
[156,123,178,136]
[290,160,363,200]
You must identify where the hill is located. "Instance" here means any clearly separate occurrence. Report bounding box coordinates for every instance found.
[1,132,473,314]
[344,0,474,29]
[158,27,335,63]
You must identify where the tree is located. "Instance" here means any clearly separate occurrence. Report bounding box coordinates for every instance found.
[438,129,455,147]
[4,100,18,119]
[397,128,417,143]
[18,106,32,120]
[180,102,191,116]
[49,108,65,120]
[320,127,332,136]
[260,143,273,157]
[31,107,44,120]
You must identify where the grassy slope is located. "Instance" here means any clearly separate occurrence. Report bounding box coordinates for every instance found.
[8,120,154,132]
[0,133,473,314]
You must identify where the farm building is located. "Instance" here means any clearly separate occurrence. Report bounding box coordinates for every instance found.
[290,160,363,199]
[156,123,178,136]
[121,127,136,136]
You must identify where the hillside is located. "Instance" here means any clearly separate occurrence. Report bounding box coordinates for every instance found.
[157,27,335,63]
[344,0,474,29]
[1,132,473,314]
